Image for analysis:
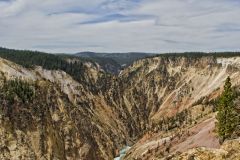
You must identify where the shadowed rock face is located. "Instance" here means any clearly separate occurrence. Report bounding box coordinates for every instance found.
[0,55,240,159]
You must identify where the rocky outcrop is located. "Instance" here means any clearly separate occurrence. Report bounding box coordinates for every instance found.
[167,138,240,160]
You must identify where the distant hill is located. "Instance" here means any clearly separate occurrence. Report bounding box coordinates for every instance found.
[75,52,154,74]
[0,47,152,74]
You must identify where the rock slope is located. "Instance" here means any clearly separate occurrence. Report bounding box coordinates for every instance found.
[167,138,240,160]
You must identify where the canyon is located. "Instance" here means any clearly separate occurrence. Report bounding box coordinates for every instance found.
[0,52,240,160]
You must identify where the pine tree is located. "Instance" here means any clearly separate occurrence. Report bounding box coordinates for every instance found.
[216,76,238,142]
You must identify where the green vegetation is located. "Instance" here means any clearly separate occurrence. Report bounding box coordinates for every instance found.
[216,77,239,142]
[2,78,35,104]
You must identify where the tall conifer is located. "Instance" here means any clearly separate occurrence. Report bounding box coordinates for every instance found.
[217,77,238,141]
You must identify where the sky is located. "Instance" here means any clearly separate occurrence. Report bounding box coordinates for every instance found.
[0,0,240,53]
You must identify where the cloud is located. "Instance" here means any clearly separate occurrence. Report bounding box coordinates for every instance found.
[0,0,240,53]
[78,13,156,24]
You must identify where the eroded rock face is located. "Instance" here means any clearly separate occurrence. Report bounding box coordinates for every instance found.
[167,138,240,160]
[0,55,240,160]
[116,56,240,128]
[0,58,131,160]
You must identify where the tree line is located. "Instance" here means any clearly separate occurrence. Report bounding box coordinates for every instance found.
[0,47,100,87]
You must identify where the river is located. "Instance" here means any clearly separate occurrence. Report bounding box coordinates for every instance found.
[114,146,131,160]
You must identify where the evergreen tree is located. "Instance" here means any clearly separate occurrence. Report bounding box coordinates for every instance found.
[216,77,238,142]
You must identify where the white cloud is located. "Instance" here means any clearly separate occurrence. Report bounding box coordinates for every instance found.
[0,0,240,53]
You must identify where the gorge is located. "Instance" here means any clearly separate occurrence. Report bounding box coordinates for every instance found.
[0,49,240,160]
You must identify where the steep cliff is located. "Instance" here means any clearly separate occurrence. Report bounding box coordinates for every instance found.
[0,58,131,159]
[119,56,240,160]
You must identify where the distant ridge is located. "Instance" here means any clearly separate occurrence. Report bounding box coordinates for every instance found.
[75,52,154,74]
